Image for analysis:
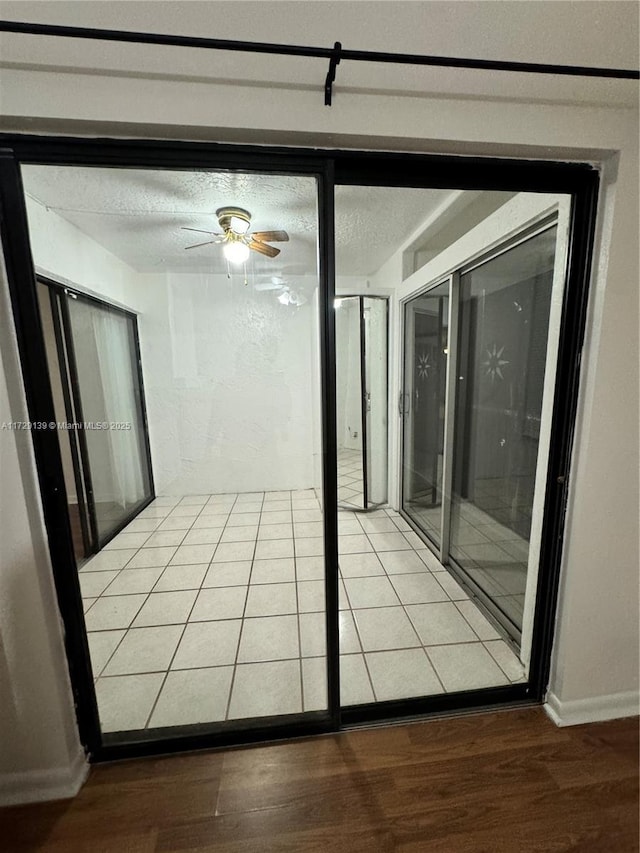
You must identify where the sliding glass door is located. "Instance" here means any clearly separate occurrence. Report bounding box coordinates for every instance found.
[39,280,154,555]
[402,221,562,645]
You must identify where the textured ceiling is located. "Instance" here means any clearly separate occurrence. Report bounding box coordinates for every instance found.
[22,165,452,277]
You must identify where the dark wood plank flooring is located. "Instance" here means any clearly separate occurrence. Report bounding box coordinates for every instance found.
[1,709,637,852]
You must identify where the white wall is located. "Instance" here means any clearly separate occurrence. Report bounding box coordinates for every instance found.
[135,271,322,495]
[0,0,637,805]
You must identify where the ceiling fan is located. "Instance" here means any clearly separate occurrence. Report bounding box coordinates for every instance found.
[182,207,289,263]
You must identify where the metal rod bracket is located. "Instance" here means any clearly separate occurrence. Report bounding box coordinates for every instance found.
[324,41,342,106]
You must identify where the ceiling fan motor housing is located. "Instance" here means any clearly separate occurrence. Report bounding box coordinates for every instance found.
[216,207,252,235]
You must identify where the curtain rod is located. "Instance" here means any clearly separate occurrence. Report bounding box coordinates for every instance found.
[1,19,638,106]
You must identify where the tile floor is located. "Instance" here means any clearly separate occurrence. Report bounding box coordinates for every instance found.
[405,483,530,628]
[80,489,526,734]
[337,447,365,508]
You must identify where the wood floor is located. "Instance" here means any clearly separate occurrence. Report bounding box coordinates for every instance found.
[1,709,637,852]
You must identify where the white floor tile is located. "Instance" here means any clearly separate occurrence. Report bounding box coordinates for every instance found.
[339,610,361,654]
[170,544,217,565]
[368,532,413,552]
[416,549,445,572]
[154,564,208,592]
[104,532,151,550]
[456,600,502,640]
[295,555,325,581]
[202,561,252,588]
[302,657,327,711]
[178,495,209,506]
[339,534,373,555]
[237,614,299,662]
[182,528,224,546]
[96,673,163,732]
[340,654,374,705]
[143,530,187,548]
[87,630,126,676]
[389,573,450,605]
[294,538,324,557]
[231,502,263,514]
[127,547,176,569]
[292,509,323,523]
[257,523,293,541]
[167,506,201,519]
[338,518,364,535]
[366,649,444,700]
[81,549,138,572]
[131,590,197,627]
[254,539,294,560]
[157,517,194,531]
[83,598,97,613]
[79,571,120,598]
[379,550,429,575]
[103,567,164,596]
[260,510,293,524]
[212,541,255,563]
[359,517,400,535]
[297,580,325,613]
[406,602,478,646]
[299,611,326,657]
[264,490,291,501]
[339,552,385,578]
[103,625,183,675]
[245,583,297,617]
[190,587,247,621]
[434,571,469,601]
[120,518,160,534]
[294,521,324,538]
[250,558,296,584]
[344,576,400,609]
[84,594,147,630]
[172,620,242,669]
[220,526,259,543]
[484,640,527,681]
[228,660,302,719]
[427,643,509,691]
[262,500,291,512]
[236,492,264,503]
[149,667,233,727]
[353,607,421,651]
[227,512,260,527]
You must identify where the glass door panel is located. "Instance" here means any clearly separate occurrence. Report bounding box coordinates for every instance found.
[402,281,449,550]
[449,226,558,635]
[64,294,153,546]
[363,297,389,506]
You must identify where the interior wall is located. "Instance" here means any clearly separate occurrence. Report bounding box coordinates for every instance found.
[135,271,322,495]
[335,298,363,452]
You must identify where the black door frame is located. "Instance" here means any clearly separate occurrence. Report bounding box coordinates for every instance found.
[0,135,598,758]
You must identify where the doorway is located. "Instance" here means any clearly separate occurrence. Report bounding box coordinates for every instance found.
[335,295,388,510]
[0,136,598,758]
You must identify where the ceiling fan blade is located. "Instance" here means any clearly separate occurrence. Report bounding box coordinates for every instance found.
[184,240,223,250]
[250,230,289,242]
[249,240,280,258]
[181,227,224,236]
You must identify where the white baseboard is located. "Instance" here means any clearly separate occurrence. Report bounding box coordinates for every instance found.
[545,689,640,727]
[0,747,89,807]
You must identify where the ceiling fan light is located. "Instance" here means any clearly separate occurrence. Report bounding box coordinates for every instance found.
[223,241,250,264]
